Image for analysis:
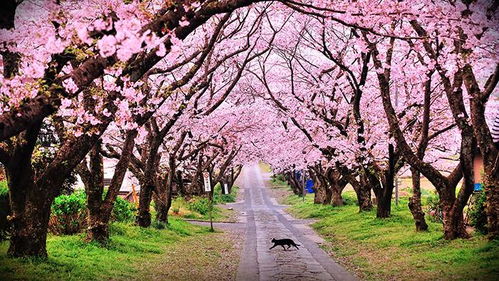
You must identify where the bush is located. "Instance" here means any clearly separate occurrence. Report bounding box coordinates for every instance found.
[50,190,87,235]
[213,184,238,204]
[0,181,10,240]
[425,192,442,223]
[271,174,286,183]
[112,197,136,223]
[187,197,211,215]
[342,192,357,206]
[469,191,487,234]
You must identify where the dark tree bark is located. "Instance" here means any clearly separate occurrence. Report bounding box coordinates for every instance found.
[4,122,51,257]
[78,131,137,243]
[0,0,17,29]
[309,166,331,204]
[137,183,155,227]
[409,168,428,231]
[371,144,398,219]
[226,165,242,193]
[462,63,499,239]
[285,171,303,196]
[346,172,373,212]
[326,168,347,207]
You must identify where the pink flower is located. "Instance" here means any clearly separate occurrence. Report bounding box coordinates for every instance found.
[97,35,117,57]
[179,19,189,27]
[46,36,65,54]
[156,43,166,57]
[63,78,78,94]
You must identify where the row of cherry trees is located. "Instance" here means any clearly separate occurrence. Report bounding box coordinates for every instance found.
[247,0,498,240]
[0,0,497,259]
[0,0,284,258]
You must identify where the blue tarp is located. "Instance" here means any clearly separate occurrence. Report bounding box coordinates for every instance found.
[306,179,314,193]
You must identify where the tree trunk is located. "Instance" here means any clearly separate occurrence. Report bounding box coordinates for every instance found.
[286,172,302,196]
[8,185,52,257]
[376,191,392,218]
[176,171,185,196]
[350,173,373,212]
[484,174,499,239]
[137,184,154,227]
[86,213,110,243]
[153,174,169,224]
[79,131,136,243]
[325,168,346,207]
[331,190,343,207]
[6,162,53,257]
[154,197,168,224]
[408,168,428,231]
[373,177,393,219]
[373,144,397,219]
[163,180,174,224]
[5,122,53,258]
[311,170,331,205]
[441,197,469,239]
[314,183,331,204]
[329,176,347,207]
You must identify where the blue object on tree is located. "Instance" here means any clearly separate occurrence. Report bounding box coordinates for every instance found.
[474,183,483,192]
[306,179,314,193]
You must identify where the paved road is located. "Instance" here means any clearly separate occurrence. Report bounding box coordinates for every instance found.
[235,165,358,281]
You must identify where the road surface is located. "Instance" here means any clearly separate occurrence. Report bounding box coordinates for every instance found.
[234,165,358,281]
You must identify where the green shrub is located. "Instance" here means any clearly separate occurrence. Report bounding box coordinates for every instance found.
[213,184,238,204]
[342,192,357,206]
[469,191,488,234]
[112,197,136,223]
[425,192,442,223]
[50,190,87,235]
[0,181,10,240]
[187,197,211,215]
[271,174,286,183]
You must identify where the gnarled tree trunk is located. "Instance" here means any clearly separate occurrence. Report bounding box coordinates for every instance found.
[78,131,137,243]
[326,168,347,207]
[7,176,52,257]
[348,172,373,212]
[137,183,154,227]
[285,171,302,196]
[408,168,428,231]
[5,122,52,257]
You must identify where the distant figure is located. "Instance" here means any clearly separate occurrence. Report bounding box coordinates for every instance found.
[269,238,300,250]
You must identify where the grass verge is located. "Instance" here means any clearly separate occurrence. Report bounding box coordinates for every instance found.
[279,188,499,281]
[170,185,239,222]
[0,218,219,281]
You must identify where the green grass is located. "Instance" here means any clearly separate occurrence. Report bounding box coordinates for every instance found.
[170,185,239,222]
[284,191,499,281]
[0,218,213,281]
[270,174,288,188]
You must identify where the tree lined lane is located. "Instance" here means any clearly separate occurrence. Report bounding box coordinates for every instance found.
[236,165,358,281]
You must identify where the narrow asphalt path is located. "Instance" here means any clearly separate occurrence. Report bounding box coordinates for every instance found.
[235,165,358,281]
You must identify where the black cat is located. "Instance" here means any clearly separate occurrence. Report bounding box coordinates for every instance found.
[269,238,300,250]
